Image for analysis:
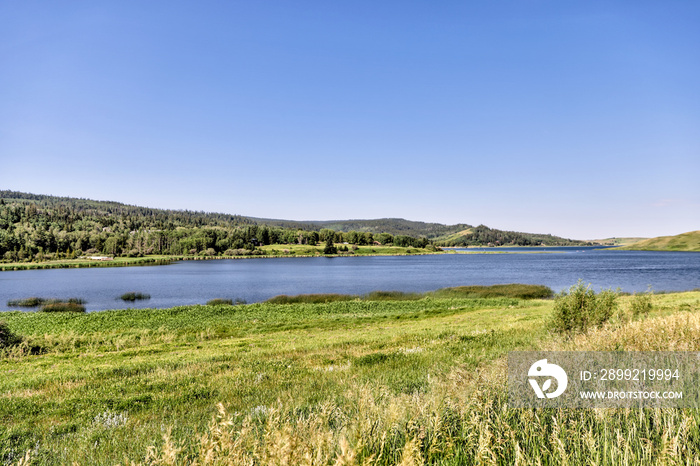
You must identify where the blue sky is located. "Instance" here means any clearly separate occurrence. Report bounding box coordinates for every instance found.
[1,1,698,239]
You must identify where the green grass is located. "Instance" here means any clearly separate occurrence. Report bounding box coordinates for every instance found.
[431,283,553,299]
[620,230,700,252]
[1,288,699,464]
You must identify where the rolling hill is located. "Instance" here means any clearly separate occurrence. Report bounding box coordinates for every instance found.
[621,231,700,252]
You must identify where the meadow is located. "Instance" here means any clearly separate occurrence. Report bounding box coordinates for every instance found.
[1,285,700,464]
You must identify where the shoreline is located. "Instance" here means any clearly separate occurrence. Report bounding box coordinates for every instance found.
[0,245,679,272]
[0,250,444,272]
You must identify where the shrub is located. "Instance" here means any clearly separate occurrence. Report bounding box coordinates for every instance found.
[120,292,151,302]
[40,303,86,313]
[630,289,654,317]
[0,321,22,349]
[550,281,619,334]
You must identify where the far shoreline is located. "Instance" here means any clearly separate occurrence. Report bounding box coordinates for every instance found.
[0,245,601,272]
[0,247,443,272]
[8,243,690,273]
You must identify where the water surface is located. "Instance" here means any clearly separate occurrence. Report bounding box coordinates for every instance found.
[1,248,698,311]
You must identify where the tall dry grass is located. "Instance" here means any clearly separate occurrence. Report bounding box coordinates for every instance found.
[131,309,700,465]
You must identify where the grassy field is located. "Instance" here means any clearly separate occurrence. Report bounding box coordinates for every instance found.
[1,287,700,464]
[619,230,700,252]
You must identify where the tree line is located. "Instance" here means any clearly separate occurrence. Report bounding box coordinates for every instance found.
[0,194,430,262]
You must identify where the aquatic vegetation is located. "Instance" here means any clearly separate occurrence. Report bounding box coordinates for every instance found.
[119,292,151,302]
[39,302,86,313]
[206,298,246,306]
[206,298,233,306]
[265,284,553,305]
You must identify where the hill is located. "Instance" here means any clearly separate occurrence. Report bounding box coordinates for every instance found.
[0,190,587,263]
[432,224,589,247]
[248,216,473,239]
[589,237,648,246]
[620,230,700,252]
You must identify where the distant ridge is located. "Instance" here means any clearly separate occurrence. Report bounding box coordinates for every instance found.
[247,216,473,239]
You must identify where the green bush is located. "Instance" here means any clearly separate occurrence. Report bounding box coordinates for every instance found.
[550,281,619,334]
[630,289,654,317]
[0,321,22,349]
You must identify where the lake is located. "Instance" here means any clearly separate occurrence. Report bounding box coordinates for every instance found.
[1,247,698,312]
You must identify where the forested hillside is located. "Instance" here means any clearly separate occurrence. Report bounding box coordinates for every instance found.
[251,217,473,239]
[0,191,429,262]
[0,191,587,263]
[433,224,588,247]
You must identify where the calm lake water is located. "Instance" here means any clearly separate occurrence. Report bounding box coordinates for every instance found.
[1,248,698,312]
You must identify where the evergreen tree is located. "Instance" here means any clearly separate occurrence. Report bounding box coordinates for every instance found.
[323,237,337,255]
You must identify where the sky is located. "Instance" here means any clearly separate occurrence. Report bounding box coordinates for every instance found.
[1,1,698,239]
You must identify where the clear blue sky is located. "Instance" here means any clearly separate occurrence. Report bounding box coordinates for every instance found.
[1,1,698,239]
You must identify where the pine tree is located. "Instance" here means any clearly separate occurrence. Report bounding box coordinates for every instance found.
[323,237,337,255]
